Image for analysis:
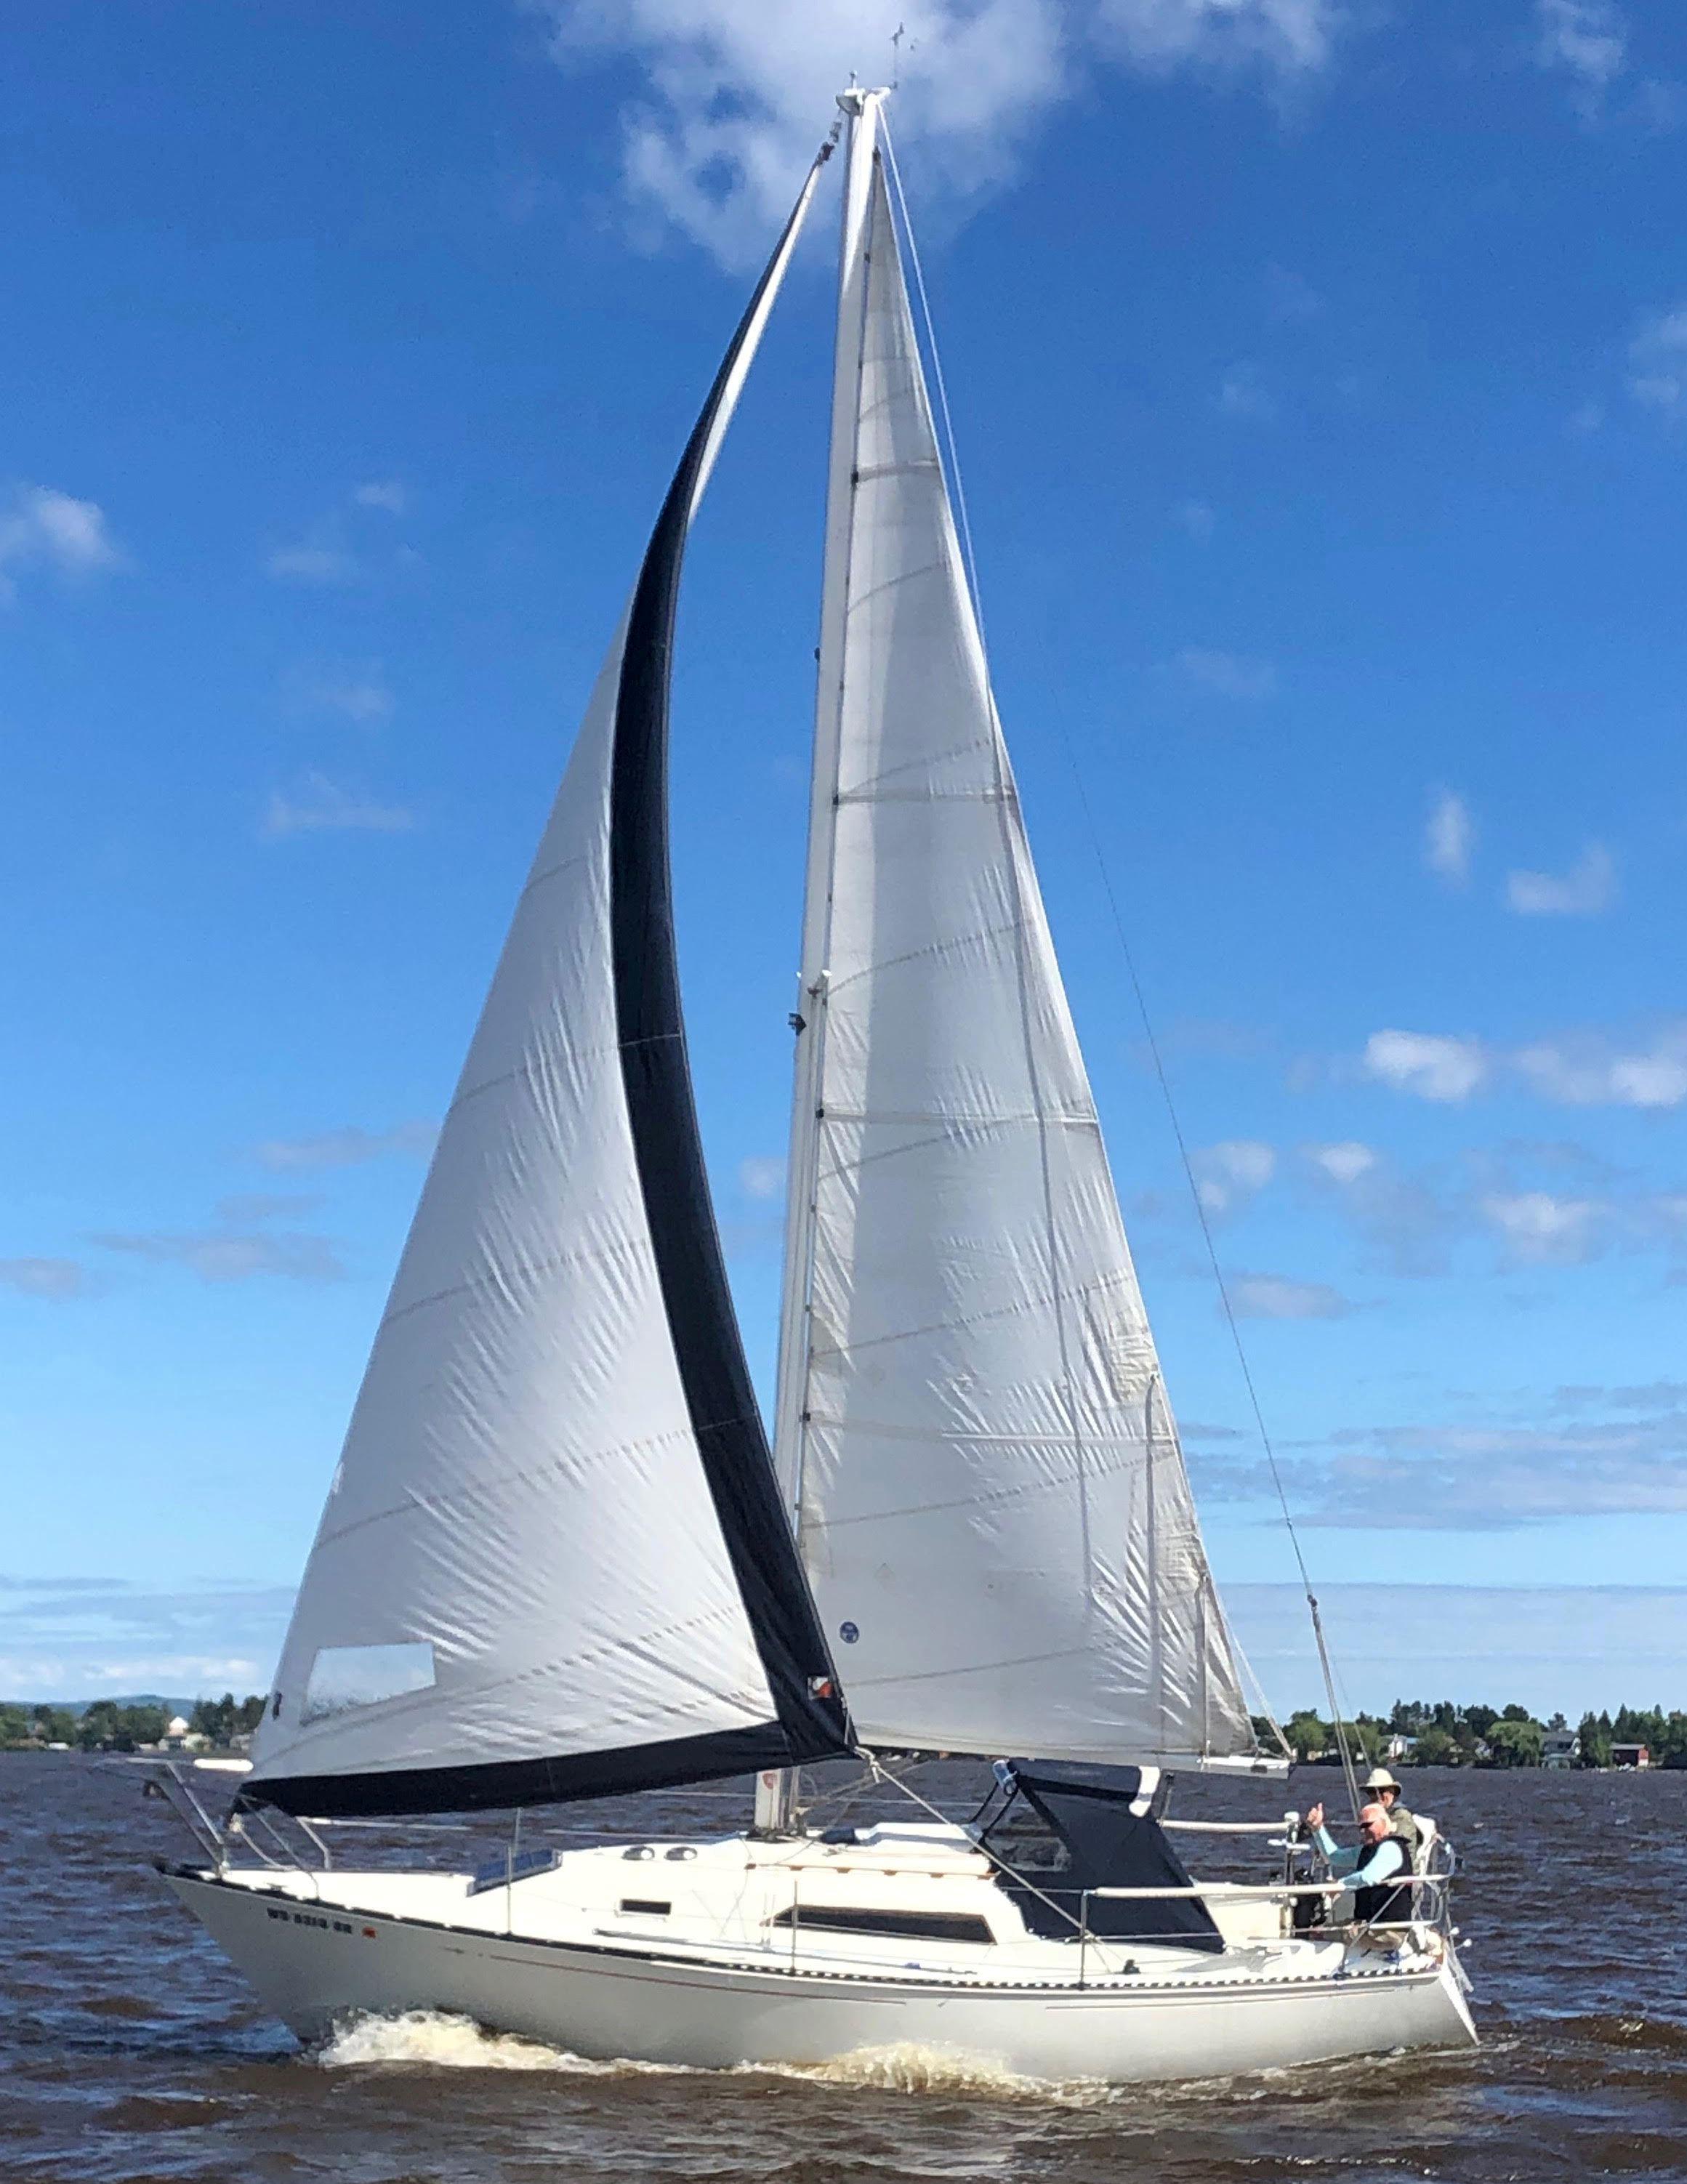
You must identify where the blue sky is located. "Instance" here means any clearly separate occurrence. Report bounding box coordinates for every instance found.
[3,0,1683,1714]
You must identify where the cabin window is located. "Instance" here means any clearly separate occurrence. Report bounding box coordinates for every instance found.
[981,1804,1071,1877]
[768,1906,995,1945]
[301,1642,436,1722]
[618,1898,672,1916]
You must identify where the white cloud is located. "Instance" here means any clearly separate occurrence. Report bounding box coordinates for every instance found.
[1478,1190,1604,1268]
[1175,646,1276,699]
[1193,1137,1276,1214]
[253,1121,435,1172]
[1425,789,1473,887]
[1305,1140,1376,1187]
[1512,1023,1687,1108]
[1300,1143,1457,1276]
[262,771,414,838]
[269,482,412,581]
[0,1573,295,1702]
[1358,1021,1687,1111]
[305,666,395,724]
[1093,0,1340,76]
[1363,1029,1489,1103]
[1230,1271,1349,1319]
[738,1154,786,1199]
[214,1193,326,1225]
[1172,496,1215,541]
[266,541,358,584]
[536,0,1066,266]
[1216,363,1276,421]
[1627,305,1687,421]
[1535,0,1627,112]
[1505,841,1615,915]
[1202,1402,1687,1536]
[537,0,1345,267]
[1263,259,1321,321]
[92,1230,345,1284]
[0,1257,86,1299]
[0,485,121,602]
[1224,1580,1687,1717]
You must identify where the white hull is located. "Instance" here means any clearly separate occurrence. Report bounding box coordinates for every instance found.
[162,1850,1475,2086]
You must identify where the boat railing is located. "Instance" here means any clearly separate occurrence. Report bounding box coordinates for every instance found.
[139,1759,337,1882]
[1071,1870,1457,1988]
[1162,1813,1300,1835]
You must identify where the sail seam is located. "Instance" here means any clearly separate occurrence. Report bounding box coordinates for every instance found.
[806,1265,1141,1361]
[306,1427,707,1546]
[821,916,1031,991]
[370,1233,655,1334]
[845,1643,1097,1688]
[843,560,946,616]
[853,457,941,481]
[815,1107,1100,1130]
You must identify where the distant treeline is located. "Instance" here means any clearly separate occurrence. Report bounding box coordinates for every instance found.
[7,1691,1685,1767]
[1257,1699,1687,1769]
[0,1693,266,1753]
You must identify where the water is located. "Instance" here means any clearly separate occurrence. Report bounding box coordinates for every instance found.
[4,1754,1686,2182]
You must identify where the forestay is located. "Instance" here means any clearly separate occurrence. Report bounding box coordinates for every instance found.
[248,149,847,1818]
[778,133,1255,1768]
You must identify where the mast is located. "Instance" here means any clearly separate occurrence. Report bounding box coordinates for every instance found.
[754,87,886,1839]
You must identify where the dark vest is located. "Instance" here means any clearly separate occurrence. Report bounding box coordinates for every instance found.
[1353,1836,1413,1924]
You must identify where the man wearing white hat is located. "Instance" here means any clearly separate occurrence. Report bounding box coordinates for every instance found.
[1364,1765,1422,1862]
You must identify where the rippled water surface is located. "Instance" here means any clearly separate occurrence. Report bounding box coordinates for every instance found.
[5,1756,1686,2182]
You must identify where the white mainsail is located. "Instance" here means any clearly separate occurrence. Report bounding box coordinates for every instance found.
[775,105,1255,1768]
[249,150,846,1817]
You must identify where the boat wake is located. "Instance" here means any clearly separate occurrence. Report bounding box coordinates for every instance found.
[315,2011,677,2076]
[313,2014,1096,2101]
[789,2042,1078,2100]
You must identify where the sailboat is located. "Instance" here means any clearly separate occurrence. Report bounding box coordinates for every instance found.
[156,89,1476,2083]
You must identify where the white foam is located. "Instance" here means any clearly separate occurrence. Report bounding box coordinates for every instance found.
[761,2042,1114,2106]
[316,2010,677,2075]
[316,2015,1109,2103]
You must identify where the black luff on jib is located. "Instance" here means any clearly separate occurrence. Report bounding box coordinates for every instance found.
[609,169,848,1778]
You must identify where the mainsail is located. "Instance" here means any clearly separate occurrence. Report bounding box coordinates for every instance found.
[773,103,1256,1768]
[248,148,848,1818]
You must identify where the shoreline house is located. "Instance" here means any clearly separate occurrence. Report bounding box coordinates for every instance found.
[1542,1727,1579,1769]
[1609,1742,1651,1770]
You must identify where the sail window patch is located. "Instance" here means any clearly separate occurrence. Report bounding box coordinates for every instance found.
[768,1906,995,1945]
[301,1643,437,1724]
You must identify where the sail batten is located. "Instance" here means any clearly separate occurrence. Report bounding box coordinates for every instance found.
[777,132,1256,1770]
[247,146,847,1821]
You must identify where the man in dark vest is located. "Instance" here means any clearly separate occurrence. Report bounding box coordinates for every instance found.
[1303,1800,1413,1925]
[1364,1766,1422,1863]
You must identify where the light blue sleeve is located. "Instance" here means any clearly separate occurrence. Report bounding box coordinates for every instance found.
[1312,1823,1361,1875]
[1350,1837,1408,1890]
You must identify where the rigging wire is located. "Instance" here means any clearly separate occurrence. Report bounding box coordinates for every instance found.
[879,118,1358,1824]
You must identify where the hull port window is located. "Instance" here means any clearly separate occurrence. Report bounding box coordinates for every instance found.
[618,1898,672,1916]
[768,1906,995,1945]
